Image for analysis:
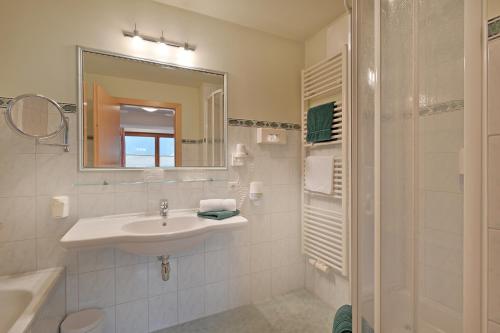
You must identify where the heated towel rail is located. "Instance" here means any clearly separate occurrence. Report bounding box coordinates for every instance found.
[301,46,348,277]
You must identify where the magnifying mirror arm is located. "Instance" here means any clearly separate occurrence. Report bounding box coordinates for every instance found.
[37,117,70,152]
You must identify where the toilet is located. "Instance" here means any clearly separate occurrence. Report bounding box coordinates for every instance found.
[60,309,104,333]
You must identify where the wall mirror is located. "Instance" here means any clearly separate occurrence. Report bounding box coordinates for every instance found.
[78,47,227,170]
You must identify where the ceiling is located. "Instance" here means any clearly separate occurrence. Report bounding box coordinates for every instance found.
[153,0,346,41]
[83,51,223,88]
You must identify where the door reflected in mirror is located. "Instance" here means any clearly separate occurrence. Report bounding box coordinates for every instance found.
[79,48,226,169]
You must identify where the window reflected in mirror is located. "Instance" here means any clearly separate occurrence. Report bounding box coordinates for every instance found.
[80,48,226,169]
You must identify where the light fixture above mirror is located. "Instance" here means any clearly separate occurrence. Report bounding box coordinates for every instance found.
[123,24,196,51]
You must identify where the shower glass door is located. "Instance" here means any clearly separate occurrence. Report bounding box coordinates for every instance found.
[354,0,465,332]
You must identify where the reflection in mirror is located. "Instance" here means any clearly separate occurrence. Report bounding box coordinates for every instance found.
[79,48,226,169]
[7,94,65,138]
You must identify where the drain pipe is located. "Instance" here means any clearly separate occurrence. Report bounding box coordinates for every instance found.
[158,255,170,281]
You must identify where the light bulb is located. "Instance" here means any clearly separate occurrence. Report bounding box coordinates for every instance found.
[177,47,194,66]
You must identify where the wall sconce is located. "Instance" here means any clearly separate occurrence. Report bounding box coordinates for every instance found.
[123,24,196,51]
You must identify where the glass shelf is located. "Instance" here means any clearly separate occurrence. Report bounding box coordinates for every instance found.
[73,177,230,187]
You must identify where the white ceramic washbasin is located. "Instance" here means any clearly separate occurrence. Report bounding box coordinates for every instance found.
[0,268,63,333]
[60,209,247,256]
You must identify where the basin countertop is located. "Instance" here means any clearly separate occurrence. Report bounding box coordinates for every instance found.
[60,209,248,250]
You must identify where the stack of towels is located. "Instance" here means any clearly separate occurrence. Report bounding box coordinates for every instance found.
[197,199,239,220]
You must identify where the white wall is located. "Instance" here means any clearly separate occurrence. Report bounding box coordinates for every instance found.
[0,0,303,124]
[304,14,350,68]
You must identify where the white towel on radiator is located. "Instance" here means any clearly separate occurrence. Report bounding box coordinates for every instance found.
[199,199,237,212]
[304,155,334,194]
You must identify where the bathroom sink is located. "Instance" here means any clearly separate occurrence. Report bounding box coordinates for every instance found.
[60,209,247,256]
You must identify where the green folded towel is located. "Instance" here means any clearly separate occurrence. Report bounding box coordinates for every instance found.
[197,209,240,220]
[333,304,352,333]
[307,102,335,143]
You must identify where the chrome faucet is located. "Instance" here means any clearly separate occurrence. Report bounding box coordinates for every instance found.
[160,199,169,217]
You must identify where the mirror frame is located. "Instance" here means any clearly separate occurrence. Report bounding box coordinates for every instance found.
[77,46,228,171]
[5,93,67,139]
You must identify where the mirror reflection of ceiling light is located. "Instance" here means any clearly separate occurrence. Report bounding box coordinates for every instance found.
[142,107,158,112]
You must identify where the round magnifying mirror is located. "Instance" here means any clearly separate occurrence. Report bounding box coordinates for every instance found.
[5,94,66,139]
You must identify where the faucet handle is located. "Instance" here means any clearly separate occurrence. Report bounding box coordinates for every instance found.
[160,199,168,209]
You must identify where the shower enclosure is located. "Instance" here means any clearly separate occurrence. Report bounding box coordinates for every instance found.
[351,0,483,332]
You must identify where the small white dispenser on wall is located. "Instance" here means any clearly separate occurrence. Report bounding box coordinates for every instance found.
[300,45,349,276]
[51,196,69,218]
[249,181,263,200]
[256,128,287,144]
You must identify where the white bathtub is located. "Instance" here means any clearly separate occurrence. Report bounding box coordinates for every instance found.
[0,268,63,333]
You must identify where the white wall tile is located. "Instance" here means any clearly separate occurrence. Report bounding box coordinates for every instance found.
[66,273,78,313]
[114,192,147,215]
[230,246,250,277]
[116,263,148,304]
[250,214,271,244]
[116,299,149,333]
[271,266,290,296]
[205,249,229,283]
[37,238,77,274]
[102,306,116,333]
[270,212,292,240]
[0,154,36,197]
[77,193,114,218]
[204,232,230,252]
[36,153,77,195]
[205,281,229,316]
[251,270,271,303]
[250,242,272,273]
[271,238,289,269]
[148,292,178,331]
[0,239,36,275]
[229,275,251,308]
[35,195,78,238]
[178,253,205,290]
[115,249,148,267]
[0,196,35,242]
[78,268,115,308]
[78,248,115,273]
[179,286,205,323]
